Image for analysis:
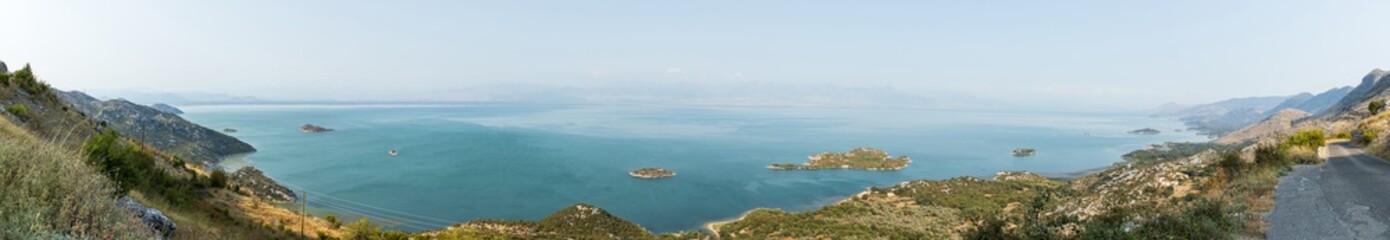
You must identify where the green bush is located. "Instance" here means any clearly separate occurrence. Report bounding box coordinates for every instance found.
[342,218,381,240]
[210,168,229,189]
[5,104,27,119]
[10,64,49,95]
[1335,131,1352,139]
[1359,130,1378,145]
[1372,100,1386,115]
[1286,129,1325,150]
[325,215,341,229]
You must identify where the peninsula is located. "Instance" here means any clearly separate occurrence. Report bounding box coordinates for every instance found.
[768,147,910,171]
[628,168,676,179]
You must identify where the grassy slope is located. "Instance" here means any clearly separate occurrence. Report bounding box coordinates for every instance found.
[0,117,153,238]
[0,65,340,239]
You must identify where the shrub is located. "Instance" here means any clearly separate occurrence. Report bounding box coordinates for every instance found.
[325,215,341,229]
[1335,131,1352,139]
[343,218,381,240]
[381,230,410,240]
[1359,130,1378,145]
[5,104,27,119]
[11,64,49,95]
[1372,100,1386,115]
[210,168,229,189]
[1285,129,1325,150]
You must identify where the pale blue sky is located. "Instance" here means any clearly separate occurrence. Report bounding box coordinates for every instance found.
[1,1,1387,109]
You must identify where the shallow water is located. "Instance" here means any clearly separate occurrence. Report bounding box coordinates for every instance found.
[181,104,1203,232]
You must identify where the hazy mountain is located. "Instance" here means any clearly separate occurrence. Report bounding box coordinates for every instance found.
[1318,69,1390,118]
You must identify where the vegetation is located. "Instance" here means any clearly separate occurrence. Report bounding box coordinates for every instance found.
[0,118,152,239]
[1285,129,1326,150]
[768,147,910,170]
[343,218,382,240]
[1359,129,1378,145]
[11,64,51,95]
[5,103,28,119]
[1122,142,1246,162]
[1371,99,1386,115]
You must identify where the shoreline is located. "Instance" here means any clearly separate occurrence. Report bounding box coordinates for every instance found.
[704,209,762,236]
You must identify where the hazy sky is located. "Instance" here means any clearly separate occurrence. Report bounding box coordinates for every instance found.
[2,1,1388,109]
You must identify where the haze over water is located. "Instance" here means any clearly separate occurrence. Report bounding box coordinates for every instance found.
[182,104,1203,232]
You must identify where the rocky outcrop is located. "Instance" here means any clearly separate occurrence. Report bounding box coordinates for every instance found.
[118,196,177,238]
[628,168,676,179]
[1128,128,1161,135]
[149,103,183,114]
[300,124,333,133]
[231,166,297,202]
[0,60,7,73]
[1215,109,1310,144]
[56,90,255,164]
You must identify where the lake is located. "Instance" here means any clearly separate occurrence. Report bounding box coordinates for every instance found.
[180,104,1204,233]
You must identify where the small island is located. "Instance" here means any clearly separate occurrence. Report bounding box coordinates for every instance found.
[1128,128,1161,135]
[768,147,910,171]
[223,128,238,133]
[300,124,334,133]
[1012,148,1036,157]
[629,168,676,179]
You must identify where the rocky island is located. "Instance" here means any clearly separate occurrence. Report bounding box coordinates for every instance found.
[768,147,910,171]
[1012,148,1036,157]
[300,124,333,133]
[1128,128,1161,135]
[628,168,676,179]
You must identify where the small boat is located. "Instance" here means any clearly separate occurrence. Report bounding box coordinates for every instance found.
[388,149,398,157]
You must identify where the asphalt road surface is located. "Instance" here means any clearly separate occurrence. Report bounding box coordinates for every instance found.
[1268,142,1390,240]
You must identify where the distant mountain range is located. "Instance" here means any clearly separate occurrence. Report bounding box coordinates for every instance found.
[1153,85,1355,137]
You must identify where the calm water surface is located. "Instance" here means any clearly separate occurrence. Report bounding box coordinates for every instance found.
[181,104,1203,232]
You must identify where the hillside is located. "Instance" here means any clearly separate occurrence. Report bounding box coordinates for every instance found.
[0,117,153,238]
[58,90,254,164]
[1318,69,1390,118]
[1214,109,1311,144]
[0,65,334,239]
[1156,86,1350,138]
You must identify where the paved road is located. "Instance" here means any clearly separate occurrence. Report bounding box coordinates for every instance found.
[1268,142,1390,240]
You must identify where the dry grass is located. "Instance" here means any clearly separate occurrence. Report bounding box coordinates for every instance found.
[0,117,153,239]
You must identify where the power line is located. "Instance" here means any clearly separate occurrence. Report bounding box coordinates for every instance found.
[284,185,460,225]
[308,198,441,229]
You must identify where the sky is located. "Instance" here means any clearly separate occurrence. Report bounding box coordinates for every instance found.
[1,1,1388,109]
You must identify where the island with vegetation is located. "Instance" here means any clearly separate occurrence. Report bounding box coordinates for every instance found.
[300,123,334,133]
[628,168,675,179]
[1128,128,1161,135]
[1012,148,1036,157]
[768,147,910,171]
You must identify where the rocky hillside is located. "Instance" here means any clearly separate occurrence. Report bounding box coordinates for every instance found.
[1214,109,1311,144]
[1317,69,1390,118]
[429,204,703,239]
[58,90,254,164]
[1155,86,1349,138]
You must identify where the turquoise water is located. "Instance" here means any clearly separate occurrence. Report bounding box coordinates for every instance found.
[181,104,1204,233]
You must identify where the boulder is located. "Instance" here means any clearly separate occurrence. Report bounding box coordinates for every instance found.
[118,196,177,237]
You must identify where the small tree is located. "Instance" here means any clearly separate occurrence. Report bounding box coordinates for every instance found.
[1371,100,1386,115]
[343,218,380,240]
[325,215,341,229]
[209,169,229,189]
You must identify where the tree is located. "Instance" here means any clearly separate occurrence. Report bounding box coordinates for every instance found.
[209,169,229,189]
[1371,100,1386,115]
[325,215,341,229]
[342,218,380,240]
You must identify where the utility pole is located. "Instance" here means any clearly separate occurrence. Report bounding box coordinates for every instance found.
[301,188,306,237]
